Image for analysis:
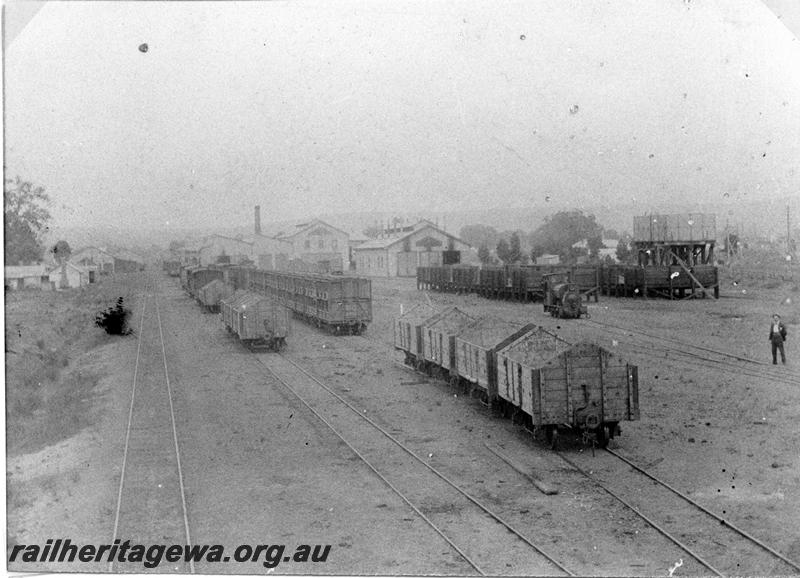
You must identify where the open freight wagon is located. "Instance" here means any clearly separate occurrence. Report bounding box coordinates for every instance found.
[419,307,476,376]
[394,303,440,367]
[495,328,639,448]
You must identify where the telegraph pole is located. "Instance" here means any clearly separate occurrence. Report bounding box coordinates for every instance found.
[788,204,792,258]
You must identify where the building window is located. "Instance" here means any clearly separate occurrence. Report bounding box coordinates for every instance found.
[332,239,338,250]
[318,239,324,249]
[304,239,310,249]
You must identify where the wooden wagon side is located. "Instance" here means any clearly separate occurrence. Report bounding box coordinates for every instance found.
[420,307,476,376]
[454,321,538,403]
[497,334,639,447]
[393,304,441,367]
[220,291,249,333]
[232,293,290,351]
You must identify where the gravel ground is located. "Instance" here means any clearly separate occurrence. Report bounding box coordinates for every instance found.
[6,270,800,575]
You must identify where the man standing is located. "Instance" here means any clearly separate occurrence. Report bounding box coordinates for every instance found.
[769,314,787,365]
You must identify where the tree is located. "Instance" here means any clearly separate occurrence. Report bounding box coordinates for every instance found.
[51,240,72,264]
[4,177,51,265]
[362,224,382,239]
[530,244,545,264]
[477,243,492,265]
[727,233,740,254]
[459,224,499,250]
[586,234,605,260]
[528,209,603,264]
[508,232,523,264]
[616,239,633,263]
[168,239,186,253]
[496,238,511,264]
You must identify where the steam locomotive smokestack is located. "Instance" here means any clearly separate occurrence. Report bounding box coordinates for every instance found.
[254,205,261,235]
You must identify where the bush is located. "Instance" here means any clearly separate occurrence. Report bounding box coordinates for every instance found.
[95,297,132,335]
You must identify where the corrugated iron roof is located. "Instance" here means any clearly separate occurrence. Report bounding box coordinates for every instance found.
[4,264,47,277]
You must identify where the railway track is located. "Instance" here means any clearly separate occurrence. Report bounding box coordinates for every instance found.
[582,318,800,387]
[110,275,194,573]
[557,447,800,576]
[342,325,800,576]
[253,352,574,576]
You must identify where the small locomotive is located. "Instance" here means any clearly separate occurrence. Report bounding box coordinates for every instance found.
[542,272,588,319]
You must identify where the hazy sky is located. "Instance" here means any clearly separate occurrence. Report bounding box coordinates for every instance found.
[5,0,800,231]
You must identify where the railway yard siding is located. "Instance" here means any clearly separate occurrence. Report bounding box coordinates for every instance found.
[6,270,800,575]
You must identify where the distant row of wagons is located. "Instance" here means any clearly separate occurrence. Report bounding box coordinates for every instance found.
[180,264,373,339]
[417,263,719,301]
[394,306,640,448]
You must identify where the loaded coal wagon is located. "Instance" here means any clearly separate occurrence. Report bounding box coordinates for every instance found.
[394,303,440,367]
[453,320,538,403]
[495,329,639,448]
[220,292,290,351]
[197,279,235,313]
[419,307,476,378]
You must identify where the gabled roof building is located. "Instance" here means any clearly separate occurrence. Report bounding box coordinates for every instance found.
[353,220,474,277]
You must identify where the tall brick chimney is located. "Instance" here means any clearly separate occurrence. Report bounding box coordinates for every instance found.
[254,205,261,235]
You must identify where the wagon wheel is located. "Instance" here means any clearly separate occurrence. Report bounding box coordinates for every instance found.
[545,426,559,451]
[595,425,610,449]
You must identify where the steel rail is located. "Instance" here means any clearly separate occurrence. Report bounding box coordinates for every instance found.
[606,448,800,574]
[585,318,800,382]
[274,354,575,577]
[109,278,149,572]
[254,358,486,576]
[588,328,786,384]
[556,452,724,577]
[582,318,800,390]
[154,280,195,574]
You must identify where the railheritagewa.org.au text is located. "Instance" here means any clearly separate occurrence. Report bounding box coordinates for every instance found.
[9,539,332,569]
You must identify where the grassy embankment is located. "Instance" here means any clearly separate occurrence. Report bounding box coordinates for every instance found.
[5,276,138,455]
